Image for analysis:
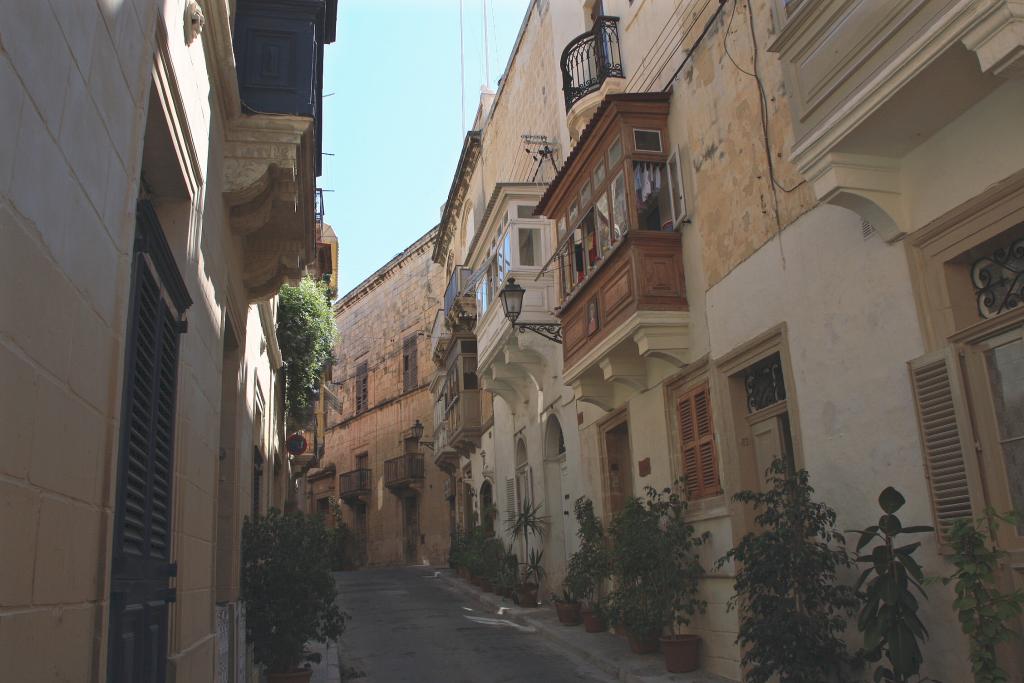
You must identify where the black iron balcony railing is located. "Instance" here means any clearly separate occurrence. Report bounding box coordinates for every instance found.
[339,468,371,497]
[384,454,425,488]
[561,17,624,112]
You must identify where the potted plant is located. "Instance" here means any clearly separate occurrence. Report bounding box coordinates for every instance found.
[242,509,346,682]
[551,587,582,626]
[496,544,519,599]
[716,458,859,683]
[606,483,709,667]
[517,548,546,607]
[507,499,547,606]
[480,537,504,593]
[567,497,611,633]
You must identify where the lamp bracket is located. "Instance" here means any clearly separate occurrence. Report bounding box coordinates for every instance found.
[515,322,563,344]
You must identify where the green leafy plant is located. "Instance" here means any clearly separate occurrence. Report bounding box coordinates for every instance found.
[462,526,488,578]
[607,482,709,642]
[277,276,337,426]
[507,499,547,587]
[566,496,611,609]
[241,509,346,674]
[326,497,356,570]
[851,486,933,682]
[523,547,546,587]
[716,458,859,683]
[495,543,519,596]
[942,510,1024,683]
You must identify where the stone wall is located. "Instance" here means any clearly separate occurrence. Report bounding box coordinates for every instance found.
[323,230,452,566]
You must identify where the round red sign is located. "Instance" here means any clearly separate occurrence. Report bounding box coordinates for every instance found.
[285,433,308,456]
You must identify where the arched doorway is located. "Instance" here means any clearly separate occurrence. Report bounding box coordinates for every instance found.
[479,479,495,535]
[542,415,572,577]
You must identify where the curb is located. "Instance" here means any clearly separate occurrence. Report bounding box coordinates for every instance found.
[436,571,730,683]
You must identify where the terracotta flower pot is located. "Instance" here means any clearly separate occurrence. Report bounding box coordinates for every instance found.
[661,634,700,673]
[517,584,539,607]
[267,670,313,683]
[554,601,582,625]
[581,608,606,633]
[626,632,660,654]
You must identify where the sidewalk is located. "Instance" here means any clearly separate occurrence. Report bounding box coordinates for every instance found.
[437,570,731,683]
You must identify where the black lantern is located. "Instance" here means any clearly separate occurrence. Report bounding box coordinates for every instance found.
[497,278,562,344]
[499,278,525,323]
[411,419,433,450]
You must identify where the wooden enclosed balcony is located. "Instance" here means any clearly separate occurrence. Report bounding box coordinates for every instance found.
[339,468,371,503]
[384,454,425,491]
[445,391,482,451]
[559,230,688,375]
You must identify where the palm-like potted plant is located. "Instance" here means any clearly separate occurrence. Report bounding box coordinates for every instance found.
[507,499,547,606]
[567,496,611,632]
[607,483,709,670]
[242,509,346,682]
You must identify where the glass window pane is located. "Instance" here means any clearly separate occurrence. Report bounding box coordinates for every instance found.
[608,137,623,166]
[634,161,673,231]
[580,180,592,206]
[518,228,539,267]
[594,161,606,187]
[569,202,579,227]
[501,232,511,279]
[611,171,628,242]
[516,204,537,219]
[582,210,598,269]
[634,129,662,152]
[985,336,1024,532]
[596,193,611,256]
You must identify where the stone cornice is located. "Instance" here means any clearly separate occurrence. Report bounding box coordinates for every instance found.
[432,131,482,264]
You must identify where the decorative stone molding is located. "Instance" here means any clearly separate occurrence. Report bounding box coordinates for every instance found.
[224,115,316,302]
[804,152,907,242]
[567,76,626,143]
[962,0,1024,77]
[185,1,205,45]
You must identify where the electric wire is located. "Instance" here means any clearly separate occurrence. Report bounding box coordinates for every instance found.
[634,0,713,93]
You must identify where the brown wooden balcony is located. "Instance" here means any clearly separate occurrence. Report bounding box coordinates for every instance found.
[339,468,371,503]
[558,229,688,380]
[384,454,425,491]
[445,391,481,451]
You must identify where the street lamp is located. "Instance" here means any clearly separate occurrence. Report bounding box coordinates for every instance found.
[498,278,563,344]
[411,419,433,450]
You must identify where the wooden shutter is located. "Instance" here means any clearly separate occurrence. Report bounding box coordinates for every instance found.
[908,349,981,544]
[403,335,418,392]
[505,477,517,524]
[678,383,722,500]
[109,201,191,683]
[356,362,368,412]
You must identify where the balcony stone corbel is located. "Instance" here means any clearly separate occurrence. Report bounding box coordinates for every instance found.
[481,373,525,412]
[962,0,1024,78]
[571,374,615,412]
[598,354,647,393]
[503,346,545,389]
[632,312,691,368]
[224,115,317,302]
[804,152,908,243]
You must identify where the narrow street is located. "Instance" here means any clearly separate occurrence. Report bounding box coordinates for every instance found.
[333,568,614,683]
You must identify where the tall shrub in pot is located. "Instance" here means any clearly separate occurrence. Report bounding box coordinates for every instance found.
[241,509,346,681]
[566,496,611,632]
[716,458,859,683]
[607,483,709,666]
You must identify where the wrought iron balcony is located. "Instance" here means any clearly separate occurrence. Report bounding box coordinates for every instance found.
[384,454,425,490]
[561,17,624,112]
[339,468,371,501]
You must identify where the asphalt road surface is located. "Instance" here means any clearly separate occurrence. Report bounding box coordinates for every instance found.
[334,567,614,683]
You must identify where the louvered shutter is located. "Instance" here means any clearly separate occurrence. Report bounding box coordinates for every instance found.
[505,477,517,524]
[678,383,721,500]
[109,201,191,683]
[908,350,981,544]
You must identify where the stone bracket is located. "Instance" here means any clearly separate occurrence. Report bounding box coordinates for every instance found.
[962,0,1024,78]
[806,152,908,243]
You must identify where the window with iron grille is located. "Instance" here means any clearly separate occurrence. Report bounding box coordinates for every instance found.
[355,361,369,413]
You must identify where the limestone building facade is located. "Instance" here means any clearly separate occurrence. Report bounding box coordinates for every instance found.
[317,229,453,567]
[0,1,335,681]
[430,0,1024,680]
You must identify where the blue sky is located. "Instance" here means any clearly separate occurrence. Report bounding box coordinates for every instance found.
[320,0,531,297]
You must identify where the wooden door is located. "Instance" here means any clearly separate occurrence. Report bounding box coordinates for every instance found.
[603,422,632,518]
[108,201,191,683]
[403,496,419,564]
[749,412,795,491]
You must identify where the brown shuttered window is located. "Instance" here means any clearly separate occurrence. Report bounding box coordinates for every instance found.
[403,335,418,392]
[908,350,979,544]
[355,361,368,413]
[678,383,722,500]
